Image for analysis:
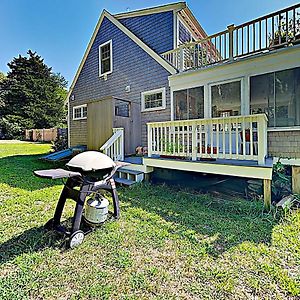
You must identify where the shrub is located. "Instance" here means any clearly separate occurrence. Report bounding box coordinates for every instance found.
[51,135,68,152]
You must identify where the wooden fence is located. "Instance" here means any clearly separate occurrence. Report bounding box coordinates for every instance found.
[25,128,67,142]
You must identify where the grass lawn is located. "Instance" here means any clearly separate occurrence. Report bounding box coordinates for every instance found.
[0,142,300,299]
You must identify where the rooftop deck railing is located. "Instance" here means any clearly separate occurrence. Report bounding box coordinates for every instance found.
[147,114,268,165]
[162,3,300,72]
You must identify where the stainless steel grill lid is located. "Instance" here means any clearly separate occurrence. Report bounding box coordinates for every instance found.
[66,151,116,172]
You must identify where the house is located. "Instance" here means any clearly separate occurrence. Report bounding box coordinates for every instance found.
[67,2,300,208]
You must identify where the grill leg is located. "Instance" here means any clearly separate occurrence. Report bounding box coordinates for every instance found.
[71,183,91,233]
[110,179,120,219]
[52,178,73,227]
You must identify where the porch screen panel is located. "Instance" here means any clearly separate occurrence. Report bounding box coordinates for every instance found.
[211,81,241,117]
[174,87,204,120]
[250,67,300,127]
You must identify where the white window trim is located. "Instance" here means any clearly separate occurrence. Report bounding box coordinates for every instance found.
[99,40,113,77]
[73,104,87,120]
[141,87,166,112]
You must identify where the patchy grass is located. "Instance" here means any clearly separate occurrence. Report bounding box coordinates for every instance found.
[0,142,300,299]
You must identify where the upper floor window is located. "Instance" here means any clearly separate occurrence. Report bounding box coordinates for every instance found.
[141,88,166,112]
[73,104,87,120]
[99,40,112,76]
[250,67,300,127]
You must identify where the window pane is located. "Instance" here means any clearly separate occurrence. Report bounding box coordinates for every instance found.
[250,73,275,126]
[189,87,204,119]
[211,81,241,117]
[174,90,188,120]
[74,108,81,119]
[174,87,204,120]
[100,43,111,74]
[275,68,300,127]
[101,59,111,73]
[144,92,163,109]
[82,106,87,118]
[250,67,300,127]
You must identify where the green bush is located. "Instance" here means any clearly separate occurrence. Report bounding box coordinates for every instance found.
[51,135,68,152]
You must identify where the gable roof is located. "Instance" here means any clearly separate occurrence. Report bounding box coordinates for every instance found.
[67,9,178,100]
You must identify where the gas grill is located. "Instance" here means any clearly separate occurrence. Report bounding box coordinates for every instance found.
[34,151,126,248]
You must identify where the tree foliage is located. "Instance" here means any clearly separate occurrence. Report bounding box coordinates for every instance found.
[0,50,67,138]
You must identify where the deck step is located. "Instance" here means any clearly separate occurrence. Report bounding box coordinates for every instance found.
[114,177,136,186]
[118,168,143,175]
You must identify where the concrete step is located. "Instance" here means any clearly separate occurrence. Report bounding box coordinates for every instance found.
[118,168,143,175]
[116,167,145,183]
[114,177,136,186]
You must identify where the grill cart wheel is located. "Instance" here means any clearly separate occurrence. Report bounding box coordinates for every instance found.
[69,230,85,248]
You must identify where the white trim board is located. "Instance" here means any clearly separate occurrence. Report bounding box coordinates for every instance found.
[67,10,177,103]
[114,2,186,19]
[144,158,273,180]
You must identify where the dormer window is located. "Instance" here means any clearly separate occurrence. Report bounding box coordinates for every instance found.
[99,40,113,76]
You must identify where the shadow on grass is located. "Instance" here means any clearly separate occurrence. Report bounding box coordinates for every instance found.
[0,154,65,191]
[0,217,78,265]
[0,225,65,265]
[121,183,277,256]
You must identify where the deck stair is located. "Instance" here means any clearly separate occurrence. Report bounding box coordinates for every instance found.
[114,167,145,186]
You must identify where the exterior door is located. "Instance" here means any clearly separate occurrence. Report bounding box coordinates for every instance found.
[87,97,113,150]
[113,98,141,155]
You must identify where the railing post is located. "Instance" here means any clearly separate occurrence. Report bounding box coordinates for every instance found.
[227,24,235,60]
[257,115,268,165]
[120,128,124,161]
[192,124,197,161]
[147,124,152,158]
[179,46,184,72]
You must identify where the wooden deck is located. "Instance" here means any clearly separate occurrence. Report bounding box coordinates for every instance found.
[143,156,273,209]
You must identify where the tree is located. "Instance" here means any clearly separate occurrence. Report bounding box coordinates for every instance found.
[0,72,6,110]
[0,50,67,137]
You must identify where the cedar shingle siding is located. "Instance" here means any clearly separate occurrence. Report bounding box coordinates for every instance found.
[268,131,300,159]
[119,11,174,54]
[70,12,174,148]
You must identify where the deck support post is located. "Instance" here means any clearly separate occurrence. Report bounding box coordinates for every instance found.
[192,124,197,161]
[292,166,300,194]
[263,179,272,211]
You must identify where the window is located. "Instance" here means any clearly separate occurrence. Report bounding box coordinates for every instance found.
[73,104,87,120]
[99,40,112,76]
[141,88,166,112]
[211,80,241,117]
[115,99,130,117]
[174,87,204,120]
[250,67,300,127]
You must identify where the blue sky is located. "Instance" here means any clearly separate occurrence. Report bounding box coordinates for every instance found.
[0,0,298,86]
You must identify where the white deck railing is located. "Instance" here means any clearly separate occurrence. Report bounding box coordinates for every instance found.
[100,128,124,161]
[147,114,268,165]
[162,3,300,72]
